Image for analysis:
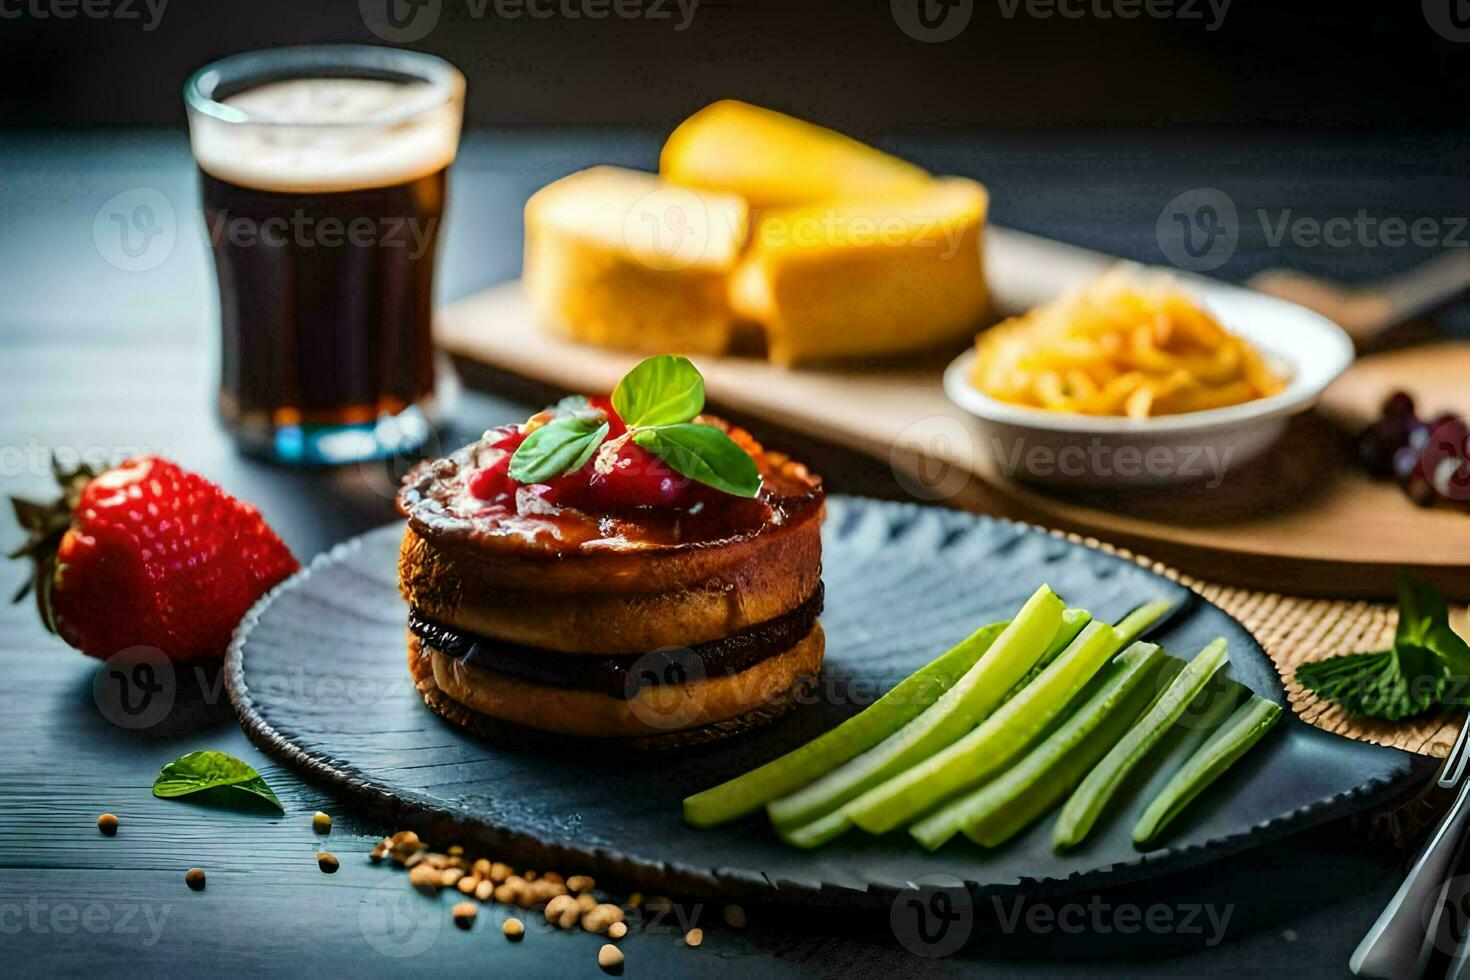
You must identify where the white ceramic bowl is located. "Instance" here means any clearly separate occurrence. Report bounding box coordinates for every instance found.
[943,282,1356,489]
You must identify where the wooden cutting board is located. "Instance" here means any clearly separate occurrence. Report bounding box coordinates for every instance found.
[436,234,1470,601]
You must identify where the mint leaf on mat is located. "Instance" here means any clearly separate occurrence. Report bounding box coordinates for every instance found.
[1295,573,1469,721]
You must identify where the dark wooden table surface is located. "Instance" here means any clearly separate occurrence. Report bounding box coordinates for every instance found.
[2,127,1467,978]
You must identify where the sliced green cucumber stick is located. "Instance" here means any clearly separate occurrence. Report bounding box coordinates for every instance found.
[1133,696,1282,847]
[682,620,1009,828]
[1114,599,1177,647]
[1002,599,1171,706]
[909,641,1171,851]
[765,584,1065,834]
[1052,637,1230,851]
[1001,607,1091,704]
[846,619,1126,835]
[1128,673,1244,811]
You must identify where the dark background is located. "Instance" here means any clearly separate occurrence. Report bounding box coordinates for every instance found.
[3,0,1469,132]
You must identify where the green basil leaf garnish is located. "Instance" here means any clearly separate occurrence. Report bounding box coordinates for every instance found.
[509,416,610,484]
[554,394,591,415]
[152,750,285,813]
[612,355,705,428]
[634,423,761,498]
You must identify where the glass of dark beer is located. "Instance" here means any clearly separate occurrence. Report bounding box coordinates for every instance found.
[184,46,464,464]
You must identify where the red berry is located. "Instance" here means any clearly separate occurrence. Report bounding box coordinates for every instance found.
[1382,391,1415,418]
[588,396,627,437]
[487,424,526,452]
[10,456,298,662]
[566,443,700,512]
[467,456,518,502]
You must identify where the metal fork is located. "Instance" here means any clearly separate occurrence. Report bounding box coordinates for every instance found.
[1351,717,1470,978]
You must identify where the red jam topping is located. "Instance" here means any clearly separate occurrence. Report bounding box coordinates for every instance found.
[467,402,722,513]
[399,399,822,553]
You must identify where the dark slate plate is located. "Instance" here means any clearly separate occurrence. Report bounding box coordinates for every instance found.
[227,496,1430,905]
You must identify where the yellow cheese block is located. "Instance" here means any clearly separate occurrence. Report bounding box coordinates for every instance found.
[731,178,990,365]
[661,100,930,210]
[523,166,749,355]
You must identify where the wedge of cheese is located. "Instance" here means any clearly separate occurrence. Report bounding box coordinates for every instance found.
[731,178,990,365]
[661,99,929,211]
[523,166,749,355]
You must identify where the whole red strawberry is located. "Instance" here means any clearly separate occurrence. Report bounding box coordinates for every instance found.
[9,456,299,661]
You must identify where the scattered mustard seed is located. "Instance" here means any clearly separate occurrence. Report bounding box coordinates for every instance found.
[452,902,477,929]
[312,811,332,834]
[685,927,704,948]
[503,917,525,940]
[317,851,339,874]
[185,868,206,891]
[97,813,118,836]
[598,943,625,971]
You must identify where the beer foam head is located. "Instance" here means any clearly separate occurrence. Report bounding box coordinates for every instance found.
[189,78,462,194]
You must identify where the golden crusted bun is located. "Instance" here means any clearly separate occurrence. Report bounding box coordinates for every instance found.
[409,625,824,743]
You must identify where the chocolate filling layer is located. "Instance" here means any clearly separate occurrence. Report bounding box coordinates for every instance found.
[409,585,823,700]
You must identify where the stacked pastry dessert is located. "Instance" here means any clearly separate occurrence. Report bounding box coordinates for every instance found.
[397,356,824,745]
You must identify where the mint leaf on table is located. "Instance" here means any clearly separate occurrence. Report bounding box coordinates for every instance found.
[152,750,284,813]
[633,423,762,498]
[1295,573,1469,721]
[508,415,610,484]
[611,354,705,428]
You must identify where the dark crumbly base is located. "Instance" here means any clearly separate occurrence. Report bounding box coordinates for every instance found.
[407,637,815,751]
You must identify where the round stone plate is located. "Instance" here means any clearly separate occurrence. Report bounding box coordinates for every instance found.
[226,496,1427,905]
